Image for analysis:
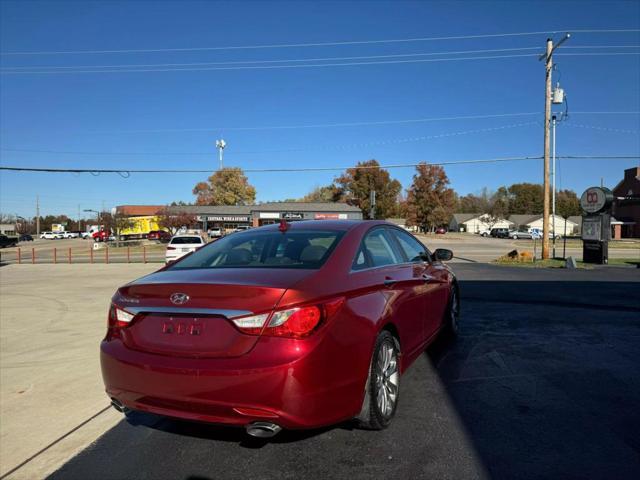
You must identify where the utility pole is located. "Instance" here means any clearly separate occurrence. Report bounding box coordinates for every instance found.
[216,139,226,170]
[36,195,40,236]
[552,114,557,258]
[540,33,570,259]
[542,38,553,260]
[369,190,376,220]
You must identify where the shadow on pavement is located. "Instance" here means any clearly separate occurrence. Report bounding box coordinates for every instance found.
[47,270,640,480]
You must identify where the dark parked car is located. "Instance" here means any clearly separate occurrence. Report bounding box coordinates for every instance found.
[147,230,172,242]
[0,234,18,248]
[19,234,34,242]
[102,220,459,438]
[490,227,511,238]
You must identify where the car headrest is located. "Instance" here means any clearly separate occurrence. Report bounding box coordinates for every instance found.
[300,245,327,263]
[224,248,252,265]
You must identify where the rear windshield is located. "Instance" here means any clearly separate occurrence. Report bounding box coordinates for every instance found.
[170,236,203,245]
[169,229,344,270]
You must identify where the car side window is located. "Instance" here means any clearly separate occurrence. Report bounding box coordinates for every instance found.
[353,228,401,270]
[390,229,429,262]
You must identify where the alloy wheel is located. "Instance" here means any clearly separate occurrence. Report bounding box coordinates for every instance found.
[375,341,399,418]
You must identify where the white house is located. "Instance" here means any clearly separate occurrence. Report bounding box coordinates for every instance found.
[508,214,580,235]
[449,213,513,233]
[526,215,579,235]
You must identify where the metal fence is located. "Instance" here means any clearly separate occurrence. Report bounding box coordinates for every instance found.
[0,245,165,264]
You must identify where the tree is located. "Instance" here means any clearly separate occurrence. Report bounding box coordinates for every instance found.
[556,189,581,218]
[300,185,346,203]
[507,183,544,214]
[406,164,456,231]
[334,160,401,219]
[193,168,256,206]
[457,188,492,213]
[157,208,198,235]
[100,211,134,246]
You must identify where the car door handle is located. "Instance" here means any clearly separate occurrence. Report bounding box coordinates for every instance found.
[422,274,435,283]
[383,277,397,287]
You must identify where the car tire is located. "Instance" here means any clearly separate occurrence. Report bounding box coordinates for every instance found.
[443,284,460,337]
[357,330,400,430]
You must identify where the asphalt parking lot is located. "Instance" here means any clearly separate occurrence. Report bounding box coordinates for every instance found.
[2,263,634,480]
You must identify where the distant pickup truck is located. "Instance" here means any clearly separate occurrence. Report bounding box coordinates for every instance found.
[92,230,114,242]
[0,234,19,248]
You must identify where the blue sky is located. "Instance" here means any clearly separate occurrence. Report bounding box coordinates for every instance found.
[1,0,639,218]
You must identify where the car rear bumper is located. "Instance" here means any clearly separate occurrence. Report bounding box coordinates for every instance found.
[101,334,365,429]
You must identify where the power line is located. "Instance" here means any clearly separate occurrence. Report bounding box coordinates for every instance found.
[1,155,637,175]
[0,122,538,156]
[563,123,640,134]
[2,51,639,75]
[0,53,542,74]
[1,28,638,56]
[0,46,544,71]
[56,111,640,134]
[3,45,636,73]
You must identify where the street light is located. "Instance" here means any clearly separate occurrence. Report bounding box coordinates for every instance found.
[83,209,100,223]
[216,139,226,170]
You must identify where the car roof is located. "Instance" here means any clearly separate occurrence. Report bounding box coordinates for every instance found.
[254,219,394,232]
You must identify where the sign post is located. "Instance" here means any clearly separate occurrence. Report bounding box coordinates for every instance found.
[580,186,613,264]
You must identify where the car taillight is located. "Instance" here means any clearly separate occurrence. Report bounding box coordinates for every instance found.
[167,246,176,250]
[108,303,135,329]
[265,306,321,338]
[231,298,343,339]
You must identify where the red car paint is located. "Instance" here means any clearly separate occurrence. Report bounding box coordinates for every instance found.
[92,230,111,242]
[100,220,456,430]
[147,230,171,241]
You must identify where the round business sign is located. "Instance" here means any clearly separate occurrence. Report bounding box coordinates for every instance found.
[580,186,613,214]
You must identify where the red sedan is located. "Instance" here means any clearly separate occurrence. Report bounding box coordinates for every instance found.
[101,220,459,438]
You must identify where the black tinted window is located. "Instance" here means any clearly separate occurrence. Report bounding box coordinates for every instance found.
[169,229,344,270]
[170,236,203,244]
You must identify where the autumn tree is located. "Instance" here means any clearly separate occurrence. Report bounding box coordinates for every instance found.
[507,183,544,214]
[334,160,401,219]
[301,185,346,203]
[157,208,198,235]
[556,189,581,217]
[457,187,492,213]
[193,168,256,206]
[406,164,456,231]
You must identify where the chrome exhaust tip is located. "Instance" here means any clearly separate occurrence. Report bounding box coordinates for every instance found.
[245,421,282,438]
[110,397,130,414]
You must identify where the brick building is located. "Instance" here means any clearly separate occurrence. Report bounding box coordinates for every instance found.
[612,166,640,239]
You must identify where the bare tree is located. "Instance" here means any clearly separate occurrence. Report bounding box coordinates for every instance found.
[157,208,198,235]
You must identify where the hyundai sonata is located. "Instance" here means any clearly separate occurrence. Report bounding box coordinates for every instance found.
[101,220,459,437]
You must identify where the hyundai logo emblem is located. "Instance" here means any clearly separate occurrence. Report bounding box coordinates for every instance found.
[170,293,190,305]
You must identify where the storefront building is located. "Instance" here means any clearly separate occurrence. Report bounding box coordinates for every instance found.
[168,202,363,230]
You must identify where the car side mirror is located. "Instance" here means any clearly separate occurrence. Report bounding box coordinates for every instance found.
[433,248,453,262]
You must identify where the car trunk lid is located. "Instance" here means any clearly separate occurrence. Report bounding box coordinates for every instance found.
[115,268,311,358]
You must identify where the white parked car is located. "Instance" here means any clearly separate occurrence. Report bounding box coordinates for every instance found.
[166,235,206,263]
[208,227,223,238]
[62,231,79,239]
[40,231,63,240]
